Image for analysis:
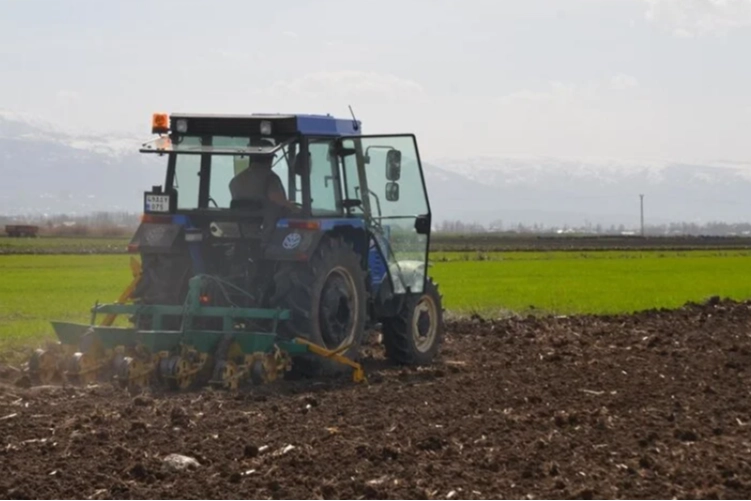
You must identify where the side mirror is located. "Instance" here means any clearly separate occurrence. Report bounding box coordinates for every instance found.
[386,149,401,181]
[414,214,431,235]
[385,182,400,202]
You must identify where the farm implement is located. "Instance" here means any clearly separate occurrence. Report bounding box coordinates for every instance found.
[30,260,363,392]
[26,111,443,392]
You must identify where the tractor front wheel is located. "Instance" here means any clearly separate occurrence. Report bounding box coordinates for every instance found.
[382,277,444,366]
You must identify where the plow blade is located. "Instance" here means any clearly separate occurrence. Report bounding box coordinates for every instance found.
[52,321,138,348]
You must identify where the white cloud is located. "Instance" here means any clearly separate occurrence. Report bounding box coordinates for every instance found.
[214,50,246,60]
[610,74,639,90]
[496,75,640,106]
[269,71,424,97]
[644,0,751,37]
[56,90,80,103]
[672,27,695,38]
[282,31,298,38]
[497,81,581,105]
[209,49,265,64]
[498,73,639,107]
[497,89,558,104]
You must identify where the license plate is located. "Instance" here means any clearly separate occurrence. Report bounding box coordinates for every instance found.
[145,194,170,213]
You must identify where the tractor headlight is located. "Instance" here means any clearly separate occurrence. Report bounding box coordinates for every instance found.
[175,119,188,133]
[260,120,272,135]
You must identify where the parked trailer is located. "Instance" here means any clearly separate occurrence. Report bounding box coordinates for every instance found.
[5,225,40,237]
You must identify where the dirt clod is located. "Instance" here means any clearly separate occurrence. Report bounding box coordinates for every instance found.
[162,454,200,471]
[132,396,153,407]
[169,406,189,427]
[243,444,259,458]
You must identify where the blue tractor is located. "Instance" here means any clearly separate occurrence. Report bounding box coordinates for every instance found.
[28,112,444,391]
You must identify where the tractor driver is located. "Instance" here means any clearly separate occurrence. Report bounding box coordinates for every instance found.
[229,155,300,213]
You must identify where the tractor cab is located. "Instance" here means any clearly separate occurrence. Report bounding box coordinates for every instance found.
[135,112,433,303]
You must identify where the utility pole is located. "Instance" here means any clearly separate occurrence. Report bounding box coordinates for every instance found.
[639,194,644,237]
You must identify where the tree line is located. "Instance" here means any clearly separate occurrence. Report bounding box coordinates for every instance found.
[437,219,751,237]
[3,212,751,237]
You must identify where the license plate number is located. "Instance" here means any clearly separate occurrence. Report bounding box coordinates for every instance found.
[145,194,170,213]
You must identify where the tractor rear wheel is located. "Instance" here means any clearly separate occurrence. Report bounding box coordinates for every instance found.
[381,277,443,366]
[272,236,367,377]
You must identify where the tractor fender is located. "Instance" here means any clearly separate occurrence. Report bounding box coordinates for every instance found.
[128,221,186,254]
[263,228,325,261]
[265,220,368,262]
[389,260,426,295]
[371,259,427,319]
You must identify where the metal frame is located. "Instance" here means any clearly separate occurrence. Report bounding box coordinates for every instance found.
[160,135,302,211]
[305,136,346,218]
[140,137,296,156]
[343,133,432,295]
[47,269,366,384]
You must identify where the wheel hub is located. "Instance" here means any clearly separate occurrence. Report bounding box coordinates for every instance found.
[417,310,432,336]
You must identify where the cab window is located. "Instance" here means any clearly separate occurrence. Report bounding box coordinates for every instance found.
[308,139,341,216]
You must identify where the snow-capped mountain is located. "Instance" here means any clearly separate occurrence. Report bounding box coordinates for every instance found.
[424,156,751,227]
[0,111,163,215]
[2,110,751,227]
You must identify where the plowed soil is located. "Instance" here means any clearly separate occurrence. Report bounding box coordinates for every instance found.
[2,299,751,499]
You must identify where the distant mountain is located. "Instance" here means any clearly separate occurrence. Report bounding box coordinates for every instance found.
[425,157,751,228]
[0,111,162,216]
[2,110,751,227]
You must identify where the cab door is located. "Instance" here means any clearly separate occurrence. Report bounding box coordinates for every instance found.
[338,134,431,295]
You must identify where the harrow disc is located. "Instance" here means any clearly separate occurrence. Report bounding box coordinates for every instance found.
[114,354,153,393]
[213,360,240,391]
[28,347,62,385]
[66,352,104,385]
[160,355,198,391]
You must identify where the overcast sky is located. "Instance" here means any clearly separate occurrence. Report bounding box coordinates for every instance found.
[1,0,750,163]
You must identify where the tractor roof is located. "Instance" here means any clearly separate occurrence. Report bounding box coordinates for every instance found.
[168,113,362,137]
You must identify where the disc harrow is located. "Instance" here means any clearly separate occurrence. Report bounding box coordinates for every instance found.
[23,259,366,393]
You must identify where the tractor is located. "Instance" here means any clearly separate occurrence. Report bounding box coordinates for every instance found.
[27,112,443,391]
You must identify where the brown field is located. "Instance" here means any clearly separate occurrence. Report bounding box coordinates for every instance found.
[2,299,750,499]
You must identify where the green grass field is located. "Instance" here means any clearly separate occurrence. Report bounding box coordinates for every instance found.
[430,250,751,315]
[2,250,751,353]
[0,255,132,354]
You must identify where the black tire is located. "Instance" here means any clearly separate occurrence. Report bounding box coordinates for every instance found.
[382,277,444,366]
[272,235,367,376]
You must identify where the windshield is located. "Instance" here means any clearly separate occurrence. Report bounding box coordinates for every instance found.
[168,135,299,210]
